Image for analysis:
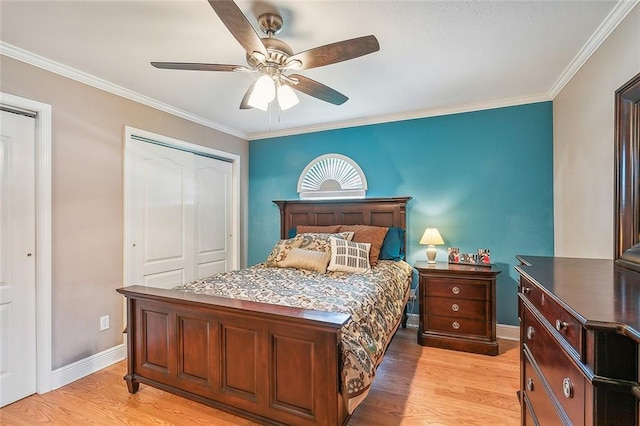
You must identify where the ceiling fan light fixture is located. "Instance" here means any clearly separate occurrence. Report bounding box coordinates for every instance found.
[248,74,275,110]
[277,84,299,110]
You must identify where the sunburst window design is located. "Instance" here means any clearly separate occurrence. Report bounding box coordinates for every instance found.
[297,154,367,200]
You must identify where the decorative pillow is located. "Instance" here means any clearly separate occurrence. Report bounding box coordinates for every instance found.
[379,227,406,261]
[298,232,354,254]
[339,225,389,267]
[327,237,371,273]
[264,235,303,266]
[296,225,341,234]
[277,248,331,273]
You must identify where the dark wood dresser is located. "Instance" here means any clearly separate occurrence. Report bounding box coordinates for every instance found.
[516,255,640,425]
[415,261,501,355]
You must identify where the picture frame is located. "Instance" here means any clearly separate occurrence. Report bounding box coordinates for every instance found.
[448,247,460,263]
[448,247,492,267]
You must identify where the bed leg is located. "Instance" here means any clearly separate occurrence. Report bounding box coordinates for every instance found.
[401,304,408,329]
[125,374,140,394]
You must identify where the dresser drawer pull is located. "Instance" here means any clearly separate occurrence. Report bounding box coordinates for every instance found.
[526,378,534,391]
[452,321,460,330]
[526,325,535,340]
[555,320,568,331]
[451,286,460,295]
[451,304,460,312]
[562,378,573,399]
[522,287,531,294]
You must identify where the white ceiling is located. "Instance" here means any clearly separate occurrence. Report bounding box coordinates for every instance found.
[0,1,634,140]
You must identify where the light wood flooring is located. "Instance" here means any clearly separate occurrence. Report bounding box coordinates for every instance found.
[0,328,520,425]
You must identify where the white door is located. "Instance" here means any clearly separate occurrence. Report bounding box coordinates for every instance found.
[127,139,233,289]
[0,109,37,407]
[194,155,233,278]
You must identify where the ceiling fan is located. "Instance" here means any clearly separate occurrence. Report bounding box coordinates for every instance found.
[151,0,380,111]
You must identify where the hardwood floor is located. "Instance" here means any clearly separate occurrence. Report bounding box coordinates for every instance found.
[0,328,520,425]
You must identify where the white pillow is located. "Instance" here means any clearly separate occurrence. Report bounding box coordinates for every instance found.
[327,236,371,273]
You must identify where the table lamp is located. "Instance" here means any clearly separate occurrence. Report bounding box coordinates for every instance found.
[420,228,444,263]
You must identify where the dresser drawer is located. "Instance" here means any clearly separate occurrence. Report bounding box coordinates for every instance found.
[523,350,565,425]
[520,277,583,357]
[424,278,487,300]
[522,304,585,425]
[426,297,486,320]
[426,315,488,337]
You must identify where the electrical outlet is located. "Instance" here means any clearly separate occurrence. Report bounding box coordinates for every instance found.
[100,315,110,331]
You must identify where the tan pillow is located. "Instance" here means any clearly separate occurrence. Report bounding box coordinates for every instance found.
[296,225,341,234]
[339,225,389,266]
[265,235,303,266]
[278,248,331,273]
[327,237,371,273]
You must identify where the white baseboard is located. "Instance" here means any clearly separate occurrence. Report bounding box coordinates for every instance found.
[50,344,125,391]
[404,316,520,341]
[496,324,519,341]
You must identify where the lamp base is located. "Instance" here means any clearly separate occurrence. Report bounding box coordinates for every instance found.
[426,246,437,263]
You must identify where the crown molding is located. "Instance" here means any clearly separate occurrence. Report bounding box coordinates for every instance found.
[248,92,551,140]
[549,0,639,98]
[0,42,247,140]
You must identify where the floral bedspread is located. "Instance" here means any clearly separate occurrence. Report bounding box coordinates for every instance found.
[173,260,413,412]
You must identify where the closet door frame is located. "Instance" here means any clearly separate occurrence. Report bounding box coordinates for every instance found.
[123,126,241,289]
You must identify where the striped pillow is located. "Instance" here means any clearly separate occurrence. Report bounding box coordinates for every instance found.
[327,237,371,273]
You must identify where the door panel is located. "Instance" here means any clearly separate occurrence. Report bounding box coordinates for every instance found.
[195,156,232,279]
[0,110,36,407]
[130,141,194,289]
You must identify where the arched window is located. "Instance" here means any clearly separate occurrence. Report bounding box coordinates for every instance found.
[297,154,367,200]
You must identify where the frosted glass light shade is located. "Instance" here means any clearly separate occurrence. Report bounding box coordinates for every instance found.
[248,75,275,111]
[277,84,299,110]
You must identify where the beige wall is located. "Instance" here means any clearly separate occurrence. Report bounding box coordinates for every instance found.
[553,4,639,259]
[0,55,248,369]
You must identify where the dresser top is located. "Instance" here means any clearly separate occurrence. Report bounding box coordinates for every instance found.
[516,255,640,341]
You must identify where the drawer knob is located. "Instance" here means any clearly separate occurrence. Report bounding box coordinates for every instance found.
[562,378,573,398]
[555,319,568,331]
[451,286,460,295]
[526,378,534,391]
[526,325,535,340]
[522,287,531,294]
[451,303,460,312]
[452,321,460,330]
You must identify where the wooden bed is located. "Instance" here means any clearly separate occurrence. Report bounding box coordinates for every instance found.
[117,196,412,425]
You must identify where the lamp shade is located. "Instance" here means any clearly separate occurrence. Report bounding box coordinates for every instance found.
[248,75,276,110]
[277,84,299,110]
[419,228,444,246]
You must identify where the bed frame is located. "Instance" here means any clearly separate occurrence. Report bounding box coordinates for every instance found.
[117,196,411,425]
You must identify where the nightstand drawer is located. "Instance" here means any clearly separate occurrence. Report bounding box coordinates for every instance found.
[520,276,583,358]
[426,315,488,337]
[426,297,485,320]
[423,278,487,301]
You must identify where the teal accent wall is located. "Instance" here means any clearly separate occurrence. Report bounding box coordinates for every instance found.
[248,102,553,325]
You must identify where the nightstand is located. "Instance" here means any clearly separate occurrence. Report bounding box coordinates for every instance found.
[414,261,501,355]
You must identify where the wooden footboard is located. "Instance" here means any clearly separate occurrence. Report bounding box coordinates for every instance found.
[117,285,351,425]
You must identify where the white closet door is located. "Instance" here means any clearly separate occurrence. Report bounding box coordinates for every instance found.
[127,139,233,288]
[129,141,195,289]
[194,155,232,278]
[0,110,36,407]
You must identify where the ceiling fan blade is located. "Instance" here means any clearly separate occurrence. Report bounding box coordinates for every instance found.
[286,35,379,71]
[151,62,251,72]
[287,74,348,105]
[208,0,268,58]
[239,81,256,109]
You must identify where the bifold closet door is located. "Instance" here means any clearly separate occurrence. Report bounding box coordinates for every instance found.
[128,139,232,289]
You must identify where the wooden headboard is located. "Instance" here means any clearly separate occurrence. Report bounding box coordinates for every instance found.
[273,197,412,239]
